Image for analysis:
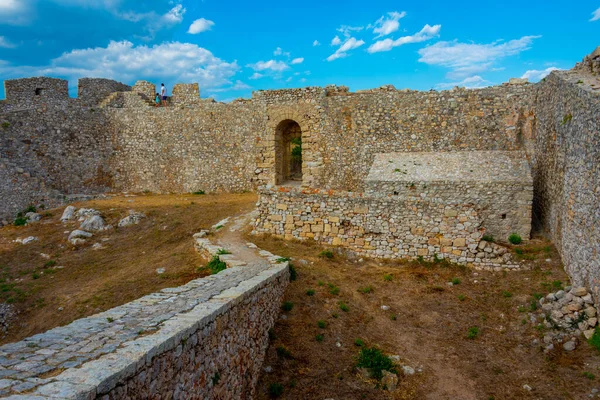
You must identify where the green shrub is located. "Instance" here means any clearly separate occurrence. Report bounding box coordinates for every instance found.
[458,294,466,301]
[288,264,297,281]
[44,260,57,268]
[358,286,374,294]
[206,256,227,275]
[383,274,393,282]
[451,278,461,285]
[281,301,294,312]
[268,383,284,398]
[467,326,479,339]
[305,289,315,296]
[354,338,365,347]
[583,371,596,380]
[32,272,40,280]
[1,122,10,129]
[355,347,396,380]
[319,250,334,259]
[482,235,494,242]
[589,329,600,352]
[276,346,293,359]
[13,217,27,226]
[317,320,327,329]
[24,205,36,213]
[508,234,522,245]
[315,334,324,342]
[338,301,350,312]
[328,285,340,295]
[192,190,205,195]
[502,291,512,298]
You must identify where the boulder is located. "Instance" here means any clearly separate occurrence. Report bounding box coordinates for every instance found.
[76,208,100,221]
[571,287,587,297]
[60,206,76,222]
[381,370,398,391]
[25,212,41,223]
[68,230,92,242]
[118,211,146,228]
[80,215,106,231]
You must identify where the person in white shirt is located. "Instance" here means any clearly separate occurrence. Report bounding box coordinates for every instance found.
[160,83,167,107]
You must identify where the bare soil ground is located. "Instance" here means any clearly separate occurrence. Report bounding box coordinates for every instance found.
[0,192,257,345]
[251,234,600,400]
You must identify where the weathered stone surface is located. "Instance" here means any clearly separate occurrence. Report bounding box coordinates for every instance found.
[79,215,105,231]
[117,211,145,228]
[60,206,76,222]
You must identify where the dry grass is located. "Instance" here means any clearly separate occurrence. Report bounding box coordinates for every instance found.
[251,234,600,400]
[0,192,256,344]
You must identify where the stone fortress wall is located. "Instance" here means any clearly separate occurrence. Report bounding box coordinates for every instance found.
[0,48,598,285]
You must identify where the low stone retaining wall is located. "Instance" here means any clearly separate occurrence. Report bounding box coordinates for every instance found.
[254,186,525,271]
[0,234,289,399]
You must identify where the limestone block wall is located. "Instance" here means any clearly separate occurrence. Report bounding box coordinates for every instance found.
[4,77,70,106]
[172,83,201,105]
[532,69,600,291]
[0,237,289,399]
[253,186,523,270]
[78,78,132,107]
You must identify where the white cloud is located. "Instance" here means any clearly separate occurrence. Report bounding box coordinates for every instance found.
[247,60,289,72]
[0,36,16,48]
[372,11,406,38]
[162,4,185,24]
[0,0,30,24]
[291,57,304,65]
[368,24,440,53]
[521,67,560,81]
[0,40,239,90]
[313,40,320,46]
[188,18,214,34]
[331,36,341,46]
[327,37,365,61]
[418,35,541,79]
[249,72,264,80]
[591,7,600,21]
[337,25,364,38]
[436,75,492,89]
[274,47,291,57]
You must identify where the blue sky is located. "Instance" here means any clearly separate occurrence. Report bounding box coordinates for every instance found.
[0,0,599,101]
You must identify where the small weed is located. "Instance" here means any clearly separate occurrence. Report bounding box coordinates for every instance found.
[288,264,297,281]
[32,272,40,280]
[354,338,365,347]
[268,383,284,398]
[583,371,596,380]
[192,190,206,195]
[211,372,221,385]
[329,285,340,295]
[451,278,461,285]
[315,334,324,342]
[106,317,114,323]
[276,257,290,263]
[560,113,572,125]
[383,274,393,282]
[44,260,57,268]
[502,291,513,298]
[390,314,397,321]
[318,280,324,286]
[214,225,224,230]
[319,250,334,259]
[552,280,563,289]
[508,234,522,245]
[532,293,544,300]
[1,122,10,129]
[458,294,466,301]
[521,319,527,325]
[467,326,479,339]
[24,205,36,213]
[529,300,538,312]
[281,301,294,312]
[332,313,339,318]
[577,80,584,84]
[206,256,227,275]
[482,235,494,242]
[216,249,231,255]
[338,301,350,312]
[515,248,524,255]
[355,347,397,380]
[276,346,293,359]
[358,286,374,294]
[306,289,315,296]
[317,320,327,329]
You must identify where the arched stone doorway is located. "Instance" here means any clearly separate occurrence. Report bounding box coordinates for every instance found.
[275,119,302,185]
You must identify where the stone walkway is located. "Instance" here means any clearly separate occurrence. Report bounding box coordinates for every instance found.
[0,211,287,399]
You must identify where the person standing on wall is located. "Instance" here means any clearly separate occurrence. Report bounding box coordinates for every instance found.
[161,83,167,107]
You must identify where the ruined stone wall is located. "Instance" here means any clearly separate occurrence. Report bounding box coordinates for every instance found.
[532,69,600,291]
[4,77,70,106]
[253,186,524,271]
[78,78,131,107]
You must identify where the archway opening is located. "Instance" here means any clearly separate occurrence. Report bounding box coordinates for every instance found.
[275,119,302,185]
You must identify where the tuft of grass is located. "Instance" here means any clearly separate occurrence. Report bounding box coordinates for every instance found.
[276,257,290,263]
[508,234,522,245]
[32,272,40,280]
[328,285,340,295]
[268,383,284,398]
[358,286,374,294]
[583,371,596,380]
[206,256,227,275]
[106,317,114,323]
[355,347,397,380]
[281,301,294,312]
[14,217,27,226]
[467,326,479,339]
[458,294,466,301]
[276,346,293,359]
[192,190,205,195]
[383,274,393,282]
[451,278,461,285]
[560,113,572,125]
[317,320,327,329]
[332,313,339,319]
[216,249,231,255]
[315,334,324,342]
[288,264,297,281]
[390,314,397,321]
[317,280,324,286]
[338,301,350,312]
[552,280,563,289]
[214,225,224,230]
[502,291,513,298]
[43,260,57,268]
[1,121,10,129]
[354,338,365,347]
[319,250,334,259]
[482,235,494,242]
[589,328,600,352]
[305,289,315,296]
